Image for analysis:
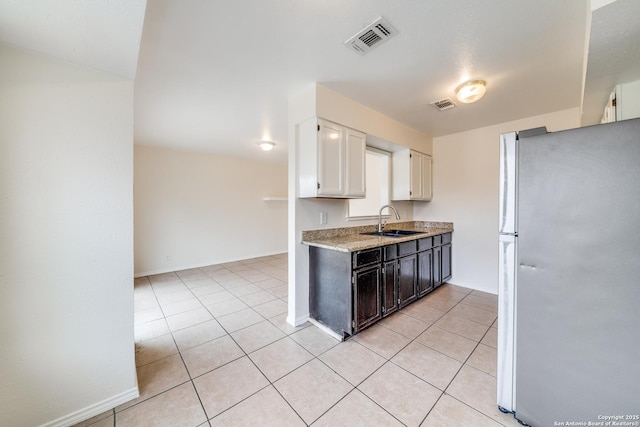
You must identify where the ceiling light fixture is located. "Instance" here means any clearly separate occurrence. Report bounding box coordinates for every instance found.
[258,140,275,151]
[455,80,487,104]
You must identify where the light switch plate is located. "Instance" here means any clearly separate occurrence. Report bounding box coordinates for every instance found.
[320,211,328,224]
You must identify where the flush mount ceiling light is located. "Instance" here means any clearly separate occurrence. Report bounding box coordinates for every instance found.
[455,80,487,104]
[258,140,275,151]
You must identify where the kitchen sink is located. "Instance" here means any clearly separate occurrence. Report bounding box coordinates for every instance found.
[361,229,423,238]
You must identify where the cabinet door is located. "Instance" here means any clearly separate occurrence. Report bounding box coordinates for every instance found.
[392,149,432,201]
[441,243,452,282]
[433,245,442,288]
[318,120,344,196]
[382,260,398,317]
[410,151,432,201]
[616,80,640,121]
[353,265,382,332]
[409,150,423,200]
[417,249,433,297]
[422,154,432,201]
[345,128,366,198]
[398,254,417,308]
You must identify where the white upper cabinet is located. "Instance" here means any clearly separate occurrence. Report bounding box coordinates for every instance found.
[601,80,640,123]
[616,80,640,122]
[298,117,366,198]
[391,149,432,201]
[317,120,344,196]
[344,127,366,197]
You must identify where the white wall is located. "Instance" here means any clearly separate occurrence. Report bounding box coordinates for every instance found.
[0,45,137,426]
[287,84,432,326]
[415,107,581,294]
[134,145,287,276]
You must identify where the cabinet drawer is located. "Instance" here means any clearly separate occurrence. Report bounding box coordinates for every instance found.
[433,235,442,246]
[398,240,418,256]
[442,232,452,244]
[383,244,397,261]
[418,237,433,251]
[353,248,381,269]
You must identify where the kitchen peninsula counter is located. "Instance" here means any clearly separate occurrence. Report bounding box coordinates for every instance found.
[301,221,453,252]
[303,221,454,339]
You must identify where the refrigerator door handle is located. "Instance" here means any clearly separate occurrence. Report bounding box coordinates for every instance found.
[499,132,518,235]
[497,234,517,413]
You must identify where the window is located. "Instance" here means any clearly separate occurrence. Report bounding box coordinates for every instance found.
[347,148,390,219]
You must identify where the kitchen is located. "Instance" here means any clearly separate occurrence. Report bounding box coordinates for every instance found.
[1,1,639,426]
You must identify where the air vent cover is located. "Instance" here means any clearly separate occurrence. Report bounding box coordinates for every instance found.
[431,98,457,111]
[344,17,398,55]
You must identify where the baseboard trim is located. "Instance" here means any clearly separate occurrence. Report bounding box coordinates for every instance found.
[308,318,343,341]
[41,387,139,427]
[286,312,310,328]
[134,251,287,278]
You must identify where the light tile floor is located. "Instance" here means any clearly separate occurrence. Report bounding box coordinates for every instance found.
[74,253,521,427]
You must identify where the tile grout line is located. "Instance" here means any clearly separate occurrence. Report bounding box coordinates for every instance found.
[432,300,501,425]
[346,285,497,425]
[204,269,343,426]
[194,256,309,425]
[187,260,288,423]
[177,259,302,424]
[292,285,476,426]
[377,286,476,425]
[128,266,499,427]
[127,259,289,425]
[170,271,213,423]
[309,284,493,425]
[143,270,211,424]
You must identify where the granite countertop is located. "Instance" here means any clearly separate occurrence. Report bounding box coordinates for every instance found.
[301,221,453,252]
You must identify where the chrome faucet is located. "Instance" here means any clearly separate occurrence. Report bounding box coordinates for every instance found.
[378,204,400,233]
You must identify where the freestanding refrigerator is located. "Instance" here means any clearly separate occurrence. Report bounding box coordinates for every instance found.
[497,118,640,426]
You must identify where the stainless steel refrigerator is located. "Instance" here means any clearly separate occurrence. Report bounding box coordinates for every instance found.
[497,118,640,426]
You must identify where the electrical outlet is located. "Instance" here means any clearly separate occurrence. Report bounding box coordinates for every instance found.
[320,211,328,225]
[165,255,172,262]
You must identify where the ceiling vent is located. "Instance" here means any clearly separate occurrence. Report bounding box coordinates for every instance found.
[431,98,457,111]
[344,17,398,55]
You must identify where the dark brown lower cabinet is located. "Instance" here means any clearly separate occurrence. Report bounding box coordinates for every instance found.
[398,254,417,308]
[441,243,452,282]
[353,264,382,331]
[433,245,442,288]
[382,260,398,317]
[309,232,452,338]
[309,247,353,338]
[433,233,453,289]
[417,249,434,297]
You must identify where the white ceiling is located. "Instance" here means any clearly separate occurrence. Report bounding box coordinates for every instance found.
[0,0,146,79]
[1,1,639,164]
[134,0,590,163]
[582,0,640,124]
